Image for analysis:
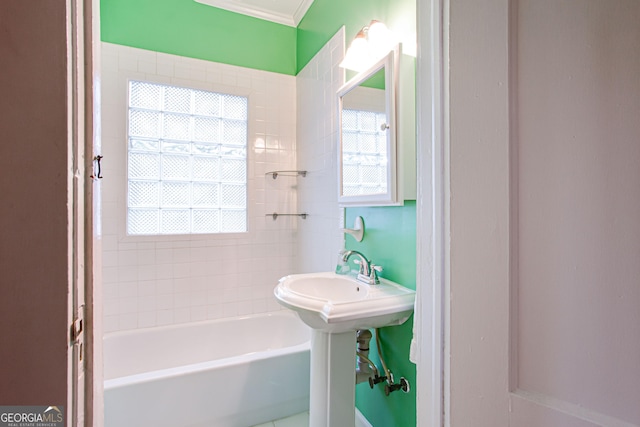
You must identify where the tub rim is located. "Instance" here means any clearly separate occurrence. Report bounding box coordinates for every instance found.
[103,310,310,390]
[103,309,304,340]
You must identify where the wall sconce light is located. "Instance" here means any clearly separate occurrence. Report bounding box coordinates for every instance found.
[339,20,397,72]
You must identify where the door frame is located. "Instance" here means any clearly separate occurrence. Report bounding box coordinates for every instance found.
[415,0,447,426]
[68,0,102,425]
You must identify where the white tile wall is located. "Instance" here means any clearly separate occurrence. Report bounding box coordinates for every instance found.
[295,28,347,273]
[101,43,297,332]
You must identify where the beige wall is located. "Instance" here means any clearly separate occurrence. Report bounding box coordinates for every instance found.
[448,0,640,425]
[0,2,69,405]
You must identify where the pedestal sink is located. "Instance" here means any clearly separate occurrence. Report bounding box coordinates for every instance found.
[274,272,415,427]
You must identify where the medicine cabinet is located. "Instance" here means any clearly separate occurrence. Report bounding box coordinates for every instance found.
[337,45,416,207]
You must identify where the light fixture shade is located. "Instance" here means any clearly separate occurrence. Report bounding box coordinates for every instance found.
[339,21,398,72]
[339,30,370,72]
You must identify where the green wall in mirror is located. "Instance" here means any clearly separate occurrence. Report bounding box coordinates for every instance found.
[363,68,386,90]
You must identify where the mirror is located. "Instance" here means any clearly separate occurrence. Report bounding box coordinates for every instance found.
[337,46,399,206]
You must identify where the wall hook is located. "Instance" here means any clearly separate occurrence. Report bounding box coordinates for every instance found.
[342,216,364,242]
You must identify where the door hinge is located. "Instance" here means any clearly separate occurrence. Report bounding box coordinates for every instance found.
[70,317,83,342]
[70,306,84,343]
[70,306,85,362]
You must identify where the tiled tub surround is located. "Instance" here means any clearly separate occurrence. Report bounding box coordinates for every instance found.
[101,43,297,332]
[295,28,346,273]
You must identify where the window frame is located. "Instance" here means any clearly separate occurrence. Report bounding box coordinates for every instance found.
[122,78,253,240]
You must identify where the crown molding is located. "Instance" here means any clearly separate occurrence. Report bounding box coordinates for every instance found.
[195,0,314,27]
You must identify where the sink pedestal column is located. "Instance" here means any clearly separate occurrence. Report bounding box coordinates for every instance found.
[309,329,356,427]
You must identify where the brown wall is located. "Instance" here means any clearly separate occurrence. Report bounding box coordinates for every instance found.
[0,1,69,406]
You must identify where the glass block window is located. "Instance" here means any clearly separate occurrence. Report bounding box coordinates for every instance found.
[341,109,388,196]
[127,81,248,235]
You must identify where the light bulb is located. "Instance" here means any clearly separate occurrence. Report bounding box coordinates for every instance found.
[339,21,398,72]
[367,21,396,61]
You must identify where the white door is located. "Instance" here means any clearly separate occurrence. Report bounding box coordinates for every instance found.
[447,0,640,426]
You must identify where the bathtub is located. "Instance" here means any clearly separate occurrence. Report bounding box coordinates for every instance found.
[104,311,311,427]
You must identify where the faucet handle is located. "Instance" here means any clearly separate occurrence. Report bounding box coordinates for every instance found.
[369,263,382,284]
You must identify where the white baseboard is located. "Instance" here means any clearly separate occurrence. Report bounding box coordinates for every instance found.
[355,409,373,427]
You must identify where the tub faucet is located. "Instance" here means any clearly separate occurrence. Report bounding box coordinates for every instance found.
[340,250,382,285]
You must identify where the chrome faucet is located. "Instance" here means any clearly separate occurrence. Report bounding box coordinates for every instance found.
[340,250,382,285]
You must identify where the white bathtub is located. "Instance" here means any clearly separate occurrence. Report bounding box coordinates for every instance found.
[104,311,311,427]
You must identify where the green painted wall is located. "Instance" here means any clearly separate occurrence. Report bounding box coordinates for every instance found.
[100,0,415,77]
[296,0,416,73]
[101,0,296,75]
[346,202,416,427]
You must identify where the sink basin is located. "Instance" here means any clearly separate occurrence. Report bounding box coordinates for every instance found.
[274,272,415,333]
